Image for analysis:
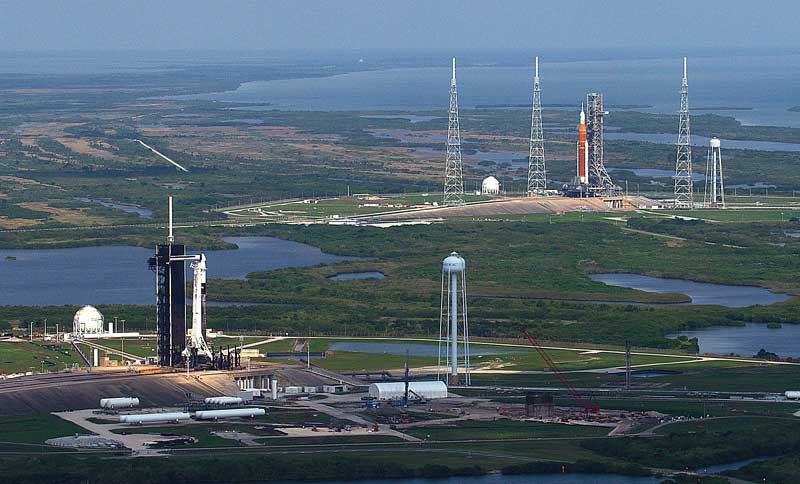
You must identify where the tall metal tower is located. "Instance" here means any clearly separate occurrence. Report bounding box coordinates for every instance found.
[586,93,616,195]
[674,57,694,209]
[443,57,465,206]
[438,252,470,386]
[527,57,547,196]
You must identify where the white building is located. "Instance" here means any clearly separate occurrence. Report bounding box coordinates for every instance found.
[368,381,448,401]
[72,306,104,336]
[481,176,500,195]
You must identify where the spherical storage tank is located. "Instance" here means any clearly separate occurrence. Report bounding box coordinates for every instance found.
[442,252,465,274]
[481,176,500,195]
[73,305,104,335]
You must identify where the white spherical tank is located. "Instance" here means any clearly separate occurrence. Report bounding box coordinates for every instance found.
[442,252,465,273]
[481,176,500,195]
[73,305,104,335]
[710,137,721,148]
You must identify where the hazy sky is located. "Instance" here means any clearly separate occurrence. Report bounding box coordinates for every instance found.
[0,0,795,51]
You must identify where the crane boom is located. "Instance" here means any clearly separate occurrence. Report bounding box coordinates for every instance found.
[518,327,598,413]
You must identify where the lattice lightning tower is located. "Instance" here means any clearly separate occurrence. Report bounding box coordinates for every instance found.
[443,57,464,205]
[527,57,547,196]
[674,57,694,209]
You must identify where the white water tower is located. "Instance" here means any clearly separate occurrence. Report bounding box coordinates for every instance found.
[438,252,470,385]
[704,137,725,208]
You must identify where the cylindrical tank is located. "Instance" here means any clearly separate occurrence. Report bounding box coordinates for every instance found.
[710,137,721,148]
[442,252,465,273]
[119,412,190,424]
[204,396,243,405]
[270,377,278,400]
[194,408,265,420]
[785,391,800,399]
[100,397,140,409]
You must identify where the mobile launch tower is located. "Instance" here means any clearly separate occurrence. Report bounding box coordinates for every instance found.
[563,93,619,197]
[149,196,186,367]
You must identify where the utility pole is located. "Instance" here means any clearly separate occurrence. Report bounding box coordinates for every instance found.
[674,57,694,209]
[527,57,547,196]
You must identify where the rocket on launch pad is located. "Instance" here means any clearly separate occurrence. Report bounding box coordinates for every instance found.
[577,105,588,185]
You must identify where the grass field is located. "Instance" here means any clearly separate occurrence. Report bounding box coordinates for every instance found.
[406,419,610,441]
[0,414,88,445]
[0,341,83,373]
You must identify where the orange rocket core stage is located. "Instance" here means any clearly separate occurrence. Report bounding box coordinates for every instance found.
[578,107,588,184]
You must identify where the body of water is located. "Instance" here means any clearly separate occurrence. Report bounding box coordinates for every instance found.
[76,198,154,218]
[607,167,706,182]
[693,455,774,475]
[589,273,790,307]
[670,323,800,358]
[328,341,519,357]
[178,54,800,127]
[328,271,386,281]
[0,237,359,306]
[360,114,441,123]
[605,132,800,152]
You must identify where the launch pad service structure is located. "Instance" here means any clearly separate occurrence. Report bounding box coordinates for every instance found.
[148,196,236,369]
[563,93,620,197]
[149,196,186,367]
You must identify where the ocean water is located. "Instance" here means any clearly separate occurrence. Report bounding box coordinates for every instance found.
[181,53,800,127]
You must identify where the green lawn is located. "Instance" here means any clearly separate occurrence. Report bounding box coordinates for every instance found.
[406,419,610,441]
[258,435,404,445]
[0,341,83,373]
[0,414,89,445]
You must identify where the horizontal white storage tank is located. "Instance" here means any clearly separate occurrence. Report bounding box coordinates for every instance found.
[194,408,266,420]
[100,397,140,409]
[369,381,448,401]
[785,391,800,399]
[119,412,190,424]
[204,396,243,405]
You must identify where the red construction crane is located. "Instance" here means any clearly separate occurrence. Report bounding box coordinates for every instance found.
[518,327,599,413]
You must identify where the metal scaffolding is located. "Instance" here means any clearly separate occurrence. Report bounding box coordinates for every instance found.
[527,57,547,196]
[586,93,616,195]
[443,57,465,206]
[674,57,694,209]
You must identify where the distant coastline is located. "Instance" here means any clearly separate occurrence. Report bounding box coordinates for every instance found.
[475,103,652,109]
[695,106,754,111]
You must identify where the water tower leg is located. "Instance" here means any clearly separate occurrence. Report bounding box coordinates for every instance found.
[451,272,458,381]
